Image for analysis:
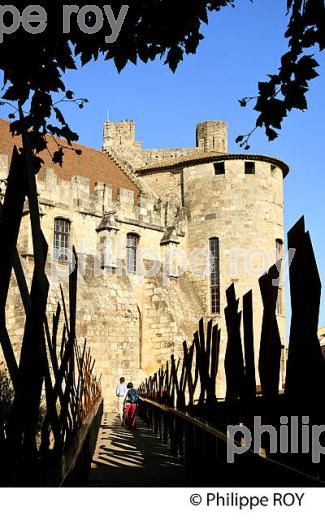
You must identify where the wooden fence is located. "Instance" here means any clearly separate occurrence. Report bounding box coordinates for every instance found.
[0,129,102,485]
[139,217,325,485]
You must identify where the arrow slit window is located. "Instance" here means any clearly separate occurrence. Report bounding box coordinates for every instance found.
[210,237,220,314]
[276,239,284,315]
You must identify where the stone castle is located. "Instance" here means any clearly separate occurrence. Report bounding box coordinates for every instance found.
[0,118,289,404]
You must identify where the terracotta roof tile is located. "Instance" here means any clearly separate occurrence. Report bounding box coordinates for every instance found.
[0,119,140,200]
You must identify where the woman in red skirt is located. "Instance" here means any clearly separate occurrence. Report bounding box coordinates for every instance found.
[124,382,138,429]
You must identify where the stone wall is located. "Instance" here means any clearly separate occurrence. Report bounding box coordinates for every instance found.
[137,170,183,205]
[140,270,205,373]
[183,158,286,395]
[103,119,228,169]
[55,255,144,404]
[4,252,144,408]
[0,153,8,180]
[196,121,228,153]
[2,163,204,409]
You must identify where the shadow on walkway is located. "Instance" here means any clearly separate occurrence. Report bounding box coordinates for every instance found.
[89,413,324,488]
[89,413,195,487]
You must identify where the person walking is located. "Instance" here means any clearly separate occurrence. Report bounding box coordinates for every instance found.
[116,377,127,425]
[124,382,139,430]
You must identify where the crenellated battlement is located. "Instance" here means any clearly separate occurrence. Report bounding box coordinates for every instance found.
[103,119,229,170]
[35,167,184,233]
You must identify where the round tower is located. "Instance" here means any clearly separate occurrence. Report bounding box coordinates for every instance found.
[196,120,228,153]
[183,154,289,396]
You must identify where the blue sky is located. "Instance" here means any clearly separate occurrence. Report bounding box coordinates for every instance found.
[1,0,324,327]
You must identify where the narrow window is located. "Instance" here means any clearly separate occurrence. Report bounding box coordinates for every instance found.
[276,239,284,315]
[210,237,220,314]
[53,218,71,261]
[276,239,283,260]
[126,233,139,273]
[245,161,255,175]
[214,161,225,175]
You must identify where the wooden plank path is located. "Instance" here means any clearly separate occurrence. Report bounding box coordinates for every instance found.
[89,412,323,487]
[89,412,195,487]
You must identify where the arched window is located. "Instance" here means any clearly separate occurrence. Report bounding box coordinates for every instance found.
[53,218,71,261]
[126,233,139,273]
[210,237,220,314]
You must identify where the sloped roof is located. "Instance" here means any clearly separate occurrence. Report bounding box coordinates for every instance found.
[136,151,289,177]
[0,119,140,199]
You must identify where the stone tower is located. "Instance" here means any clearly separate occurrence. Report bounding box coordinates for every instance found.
[196,120,228,153]
[103,120,137,150]
[182,155,287,394]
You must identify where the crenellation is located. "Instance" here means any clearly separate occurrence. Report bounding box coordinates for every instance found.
[196,120,228,153]
[34,166,175,232]
[94,182,113,215]
[103,120,229,170]
[116,187,135,206]
[1,116,289,409]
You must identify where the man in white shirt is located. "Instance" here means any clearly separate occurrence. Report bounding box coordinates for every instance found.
[116,377,127,425]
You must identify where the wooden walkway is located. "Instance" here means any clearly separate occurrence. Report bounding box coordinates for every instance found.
[89,412,323,487]
[89,413,195,487]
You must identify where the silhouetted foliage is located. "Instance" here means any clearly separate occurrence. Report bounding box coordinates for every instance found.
[0,1,323,158]
[0,1,235,164]
[0,364,14,421]
[238,0,325,148]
